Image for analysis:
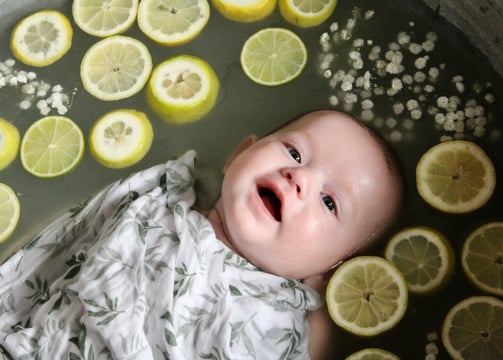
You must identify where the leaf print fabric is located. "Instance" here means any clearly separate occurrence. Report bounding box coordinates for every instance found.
[0,151,321,359]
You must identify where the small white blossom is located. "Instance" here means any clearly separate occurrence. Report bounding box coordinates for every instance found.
[484,93,495,103]
[361,109,374,121]
[385,117,397,128]
[390,130,403,142]
[328,94,339,106]
[422,39,435,52]
[361,99,374,109]
[393,102,405,115]
[414,56,429,69]
[409,42,422,55]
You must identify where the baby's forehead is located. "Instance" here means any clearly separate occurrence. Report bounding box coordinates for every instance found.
[277,111,370,141]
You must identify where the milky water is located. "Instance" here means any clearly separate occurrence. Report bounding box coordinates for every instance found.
[0,0,501,358]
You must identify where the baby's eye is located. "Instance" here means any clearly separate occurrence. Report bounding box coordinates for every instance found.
[322,194,337,214]
[287,146,302,163]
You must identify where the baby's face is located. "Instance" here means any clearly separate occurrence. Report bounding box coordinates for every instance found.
[217,111,400,279]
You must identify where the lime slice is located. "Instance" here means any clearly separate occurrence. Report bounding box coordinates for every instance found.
[385,226,455,295]
[211,0,276,22]
[80,35,152,101]
[279,0,337,28]
[137,0,210,46]
[416,140,496,214]
[20,116,85,178]
[89,109,153,168]
[345,348,400,360]
[0,117,20,171]
[147,55,220,123]
[442,296,503,360]
[72,0,139,37]
[0,183,20,243]
[240,27,307,86]
[326,256,408,337]
[10,10,73,67]
[461,222,503,296]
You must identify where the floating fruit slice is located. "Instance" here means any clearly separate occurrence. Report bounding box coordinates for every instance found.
[416,140,496,214]
[147,55,220,123]
[89,109,153,168]
[20,115,84,178]
[80,35,152,101]
[442,296,503,360]
[240,27,307,86]
[72,0,139,37]
[461,222,503,296]
[0,183,20,243]
[211,0,277,22]
[279,0,337,28]
[385,226,455,295]
[326,256,408,337]
[137,0,210,46]
[0,118,20,171]
[10,10,73,67]
[345,348,400,360]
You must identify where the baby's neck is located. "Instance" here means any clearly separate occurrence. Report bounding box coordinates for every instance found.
[206,201,238,254]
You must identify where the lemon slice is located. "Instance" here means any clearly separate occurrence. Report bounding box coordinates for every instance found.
[0,183,20,243]
[20,115,85,178]
[240,27,307,86]
[416,140,496,214]
[72,0,139,37]
[137,0,210,46]
[89,109,153,168]
[326,256,408,337]
[10,10,73,67]
[385,226,455,295]
[461,222,503,297]
[0,117,20,171]
[279,0,337,28]
[442,296,503,360]
[147,55,220,124]
[211,0,277,22]
[80,35,152,101]
[345,348,400,360]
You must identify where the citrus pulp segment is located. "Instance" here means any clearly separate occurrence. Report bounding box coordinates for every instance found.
[385,226,454,294]
[0,118,20,171]
[279,0,337,28]
[442,296,503,360]
[345,348,400,360]
[211,0,277,22]
[20,116,85,178]
[80,35,152,101]
[10,10,73,67]
[461,222,503,296]
[0,183,20,243]
[89,109,153,168]
[326,256,408,337]
[137,0,210,46]
[72,0,139,37]
[240,27,307,86]
[416,140,496,214]
[147,55,220,124]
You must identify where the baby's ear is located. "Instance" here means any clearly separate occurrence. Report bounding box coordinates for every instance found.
[224,135,257,173]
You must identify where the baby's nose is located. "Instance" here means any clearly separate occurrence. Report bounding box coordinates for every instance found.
[281,168,303,195]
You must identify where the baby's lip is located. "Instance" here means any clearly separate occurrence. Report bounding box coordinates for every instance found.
[257,184,282,222]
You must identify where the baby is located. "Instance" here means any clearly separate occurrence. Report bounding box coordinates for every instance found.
[0,110,403,360]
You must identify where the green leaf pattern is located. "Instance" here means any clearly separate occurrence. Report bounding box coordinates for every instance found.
[0,151,321,359]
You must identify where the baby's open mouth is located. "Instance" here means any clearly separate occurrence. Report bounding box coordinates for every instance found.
[258,186,282,222]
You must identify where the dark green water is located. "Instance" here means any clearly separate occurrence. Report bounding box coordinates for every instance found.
[0,0,501,358]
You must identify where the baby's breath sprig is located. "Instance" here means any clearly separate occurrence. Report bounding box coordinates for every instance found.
[0,58,76,116]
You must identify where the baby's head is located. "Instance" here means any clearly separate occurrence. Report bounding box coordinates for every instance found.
[213,110,404,279]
